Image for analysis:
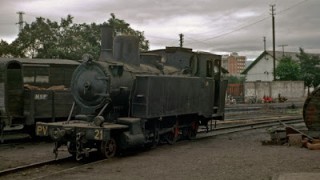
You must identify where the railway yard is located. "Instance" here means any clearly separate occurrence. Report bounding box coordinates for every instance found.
[2,25,319,180]
[1,100,319,180]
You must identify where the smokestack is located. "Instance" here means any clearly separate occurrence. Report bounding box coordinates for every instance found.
[99,25,113,61]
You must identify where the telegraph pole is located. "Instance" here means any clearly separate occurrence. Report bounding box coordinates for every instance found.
[270,4,276,81]
[278,44,288,56]
[179,33,184,47]
[263,36,266,51]
[16,11,25,33]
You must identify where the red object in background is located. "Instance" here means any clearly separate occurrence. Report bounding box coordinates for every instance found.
[263,96,273,103]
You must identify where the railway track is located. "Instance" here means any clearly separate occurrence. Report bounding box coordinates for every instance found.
[225,107,301,120]
[0,156,112,180]
[198,116,303,139]
[0,116,303,179]
[0,157,72,177]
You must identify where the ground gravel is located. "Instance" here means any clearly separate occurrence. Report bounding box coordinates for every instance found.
[31,128,320,180]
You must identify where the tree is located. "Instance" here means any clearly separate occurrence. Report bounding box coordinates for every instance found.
[275,56,300,81]
[297,48,320,93]
[10,15,100,60]
[0,40,11,57]
[108,13,149,51]
[9,14,149,60]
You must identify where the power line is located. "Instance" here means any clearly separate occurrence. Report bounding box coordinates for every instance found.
[277,0,309,14]
[278,44,288,56]
[186,0,309,44]
[186,0,260,35]
[179,33,184,47]
[270,4,276,81]
[0,22,15,25]
[16,11,25,33]
[203,16,269,42]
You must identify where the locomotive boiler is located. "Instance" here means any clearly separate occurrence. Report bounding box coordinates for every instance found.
[36,25,227,160]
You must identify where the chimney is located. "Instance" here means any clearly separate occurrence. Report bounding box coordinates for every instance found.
[99,25,113,61]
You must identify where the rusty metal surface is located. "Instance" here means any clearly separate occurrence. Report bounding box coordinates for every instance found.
[303,87,320,130]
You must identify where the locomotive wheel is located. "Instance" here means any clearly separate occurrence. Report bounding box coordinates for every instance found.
[166,126,179,145]
[100,138,117,158]
[187,121,199,140]
[67,141,76,157]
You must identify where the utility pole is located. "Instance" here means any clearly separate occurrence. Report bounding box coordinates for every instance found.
[278,44,288,56]
[263,36,266,51]
[179,33,184,47]
[270,4,276,81]
[16,11,25,33]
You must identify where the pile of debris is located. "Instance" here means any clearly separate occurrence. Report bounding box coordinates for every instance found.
[302,138,320,150]
[263,121,320,150]
[24,84,67,90]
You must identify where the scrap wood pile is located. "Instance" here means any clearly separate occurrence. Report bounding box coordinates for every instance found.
[24,84,67,90]
[302,138,320,150]
[263,122,320,150]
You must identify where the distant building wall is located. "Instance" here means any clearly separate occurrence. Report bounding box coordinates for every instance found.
[222,52,246,76]
[244,81,305,101]
[245,54,276,82]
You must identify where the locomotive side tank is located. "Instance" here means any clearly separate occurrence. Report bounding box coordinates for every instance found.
[36,25,227,160]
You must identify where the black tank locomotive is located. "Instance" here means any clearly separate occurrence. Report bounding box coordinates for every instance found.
[36,26,227,159]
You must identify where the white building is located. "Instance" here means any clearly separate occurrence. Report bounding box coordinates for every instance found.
[242,50,302,81]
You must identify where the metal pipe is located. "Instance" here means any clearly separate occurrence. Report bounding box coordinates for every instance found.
[97,102,110,117]
[67,102,75,123]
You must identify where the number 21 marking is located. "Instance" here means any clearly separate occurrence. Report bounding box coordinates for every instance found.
[94,129,103,140]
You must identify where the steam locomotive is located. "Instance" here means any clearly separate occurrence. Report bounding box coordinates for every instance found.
[36,26,227,160]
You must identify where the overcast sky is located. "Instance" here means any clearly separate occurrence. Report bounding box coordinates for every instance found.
[0,0,318,60]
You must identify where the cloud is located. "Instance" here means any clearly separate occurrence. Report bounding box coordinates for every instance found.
[0,0,319,60]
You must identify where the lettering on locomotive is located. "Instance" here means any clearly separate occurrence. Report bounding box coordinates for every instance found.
[34,94,48,100]
[36,125,48,136]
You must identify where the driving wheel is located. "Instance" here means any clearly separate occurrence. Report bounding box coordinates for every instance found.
[100,138,117,158]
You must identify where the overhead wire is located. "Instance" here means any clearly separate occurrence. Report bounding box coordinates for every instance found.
[184,0,310,46]
[0,23,15,25]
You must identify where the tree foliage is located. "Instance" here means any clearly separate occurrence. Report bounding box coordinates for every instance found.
[275,56,300,81]
[108,13,149,51]
[0,14,149,60]
[0,40,11,57]
[274,48,320,90]
[297,48,320,88]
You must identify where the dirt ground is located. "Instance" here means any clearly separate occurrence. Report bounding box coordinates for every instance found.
[2,128,319,180]
[0,141,69,170]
